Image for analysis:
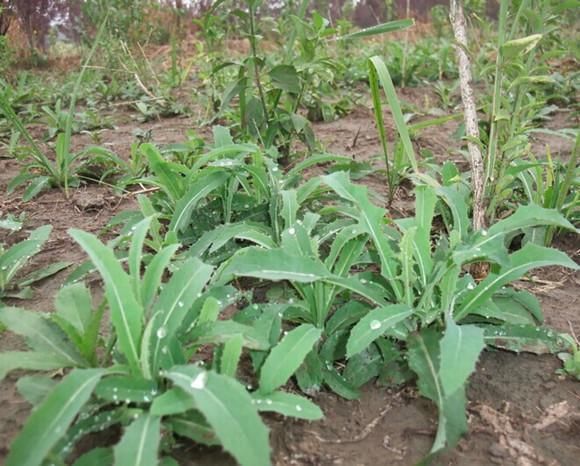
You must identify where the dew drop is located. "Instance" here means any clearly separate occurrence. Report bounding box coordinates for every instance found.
[178,301,184,308]
[288,227,296,235]
[481,229,488,237]
[156,327,167,339]
[266,399,273,405]
[370,320,381,330]
[295,405,303,412]
[190,372,208,390]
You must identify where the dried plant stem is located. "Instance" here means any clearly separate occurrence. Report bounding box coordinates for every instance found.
[450,0,486,233]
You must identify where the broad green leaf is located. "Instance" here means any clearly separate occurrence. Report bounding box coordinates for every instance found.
[114,413,161,466]
[456,243,578,319]
[433,388,468,453]
[128,216,153,303]
[190,320,270,350]
[72,447,113,466]
[165,366,271,466]
[16,375,57,406]
[149,257,214,373]
[0,225,51,285]
[150,387,195,416]
[322,365,360,400]
[346,305,412,358]
[197,296,221,324]
[323,275,389,307]
[0,351,73,381]
[259,324,322,394]
[0,307,85,367]
[141,244,179,311]
[269,64,300,94]
[95,376,158,404]
[220,334,244,377]
[280,190,298,228]
[55,283,92,335]
[253,391,323,420]
[399,227,416,306]
[169,171,230,233]
[343,345,382,387]
[486,204,577,243]
[413,185,436,282]
[407,329,442,409]
[408,330,467,453]
[295,350,324,393]
[436,186,470,238]
[482,324,567,354]
[322,172,402,299]
[18,261,72,287]
[438,321,485,396]
[472,289,543,325]
[166,412,218,446]
[326,301,370,335]
[189,222,275,258]
[219,247,330,283]
[22,176,50,201]
[69,229,142,373]
[6,368,104,466]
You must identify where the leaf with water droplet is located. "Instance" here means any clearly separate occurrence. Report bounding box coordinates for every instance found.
[346,304,412,358]
[95,376,157,404]
[165,366,270,466]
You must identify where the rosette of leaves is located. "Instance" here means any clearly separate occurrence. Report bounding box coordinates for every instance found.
[215,171,579,456]
[0,217,322,466]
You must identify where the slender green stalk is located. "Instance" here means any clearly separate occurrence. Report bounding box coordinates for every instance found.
[247,2,269,129]
[483,0,508,196]
[368,61,393,201]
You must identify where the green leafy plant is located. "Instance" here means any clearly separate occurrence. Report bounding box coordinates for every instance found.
[217,171,578,454]
[1,218,320,466]
[0,224,70,300]
[507,134,579,245]
[482,0,579,223]
[0,21,109,199]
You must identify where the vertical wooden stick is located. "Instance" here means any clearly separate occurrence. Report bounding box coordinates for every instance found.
[450,0,486,232]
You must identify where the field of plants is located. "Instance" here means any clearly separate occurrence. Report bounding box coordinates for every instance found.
[0,0,579,465]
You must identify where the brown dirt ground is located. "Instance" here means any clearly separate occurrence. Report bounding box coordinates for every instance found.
[0,86,578,466]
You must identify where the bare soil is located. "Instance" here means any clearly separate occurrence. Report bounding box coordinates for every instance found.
[0,86,578,466]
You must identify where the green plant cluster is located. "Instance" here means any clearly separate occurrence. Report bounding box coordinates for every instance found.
[0,1,578,465]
